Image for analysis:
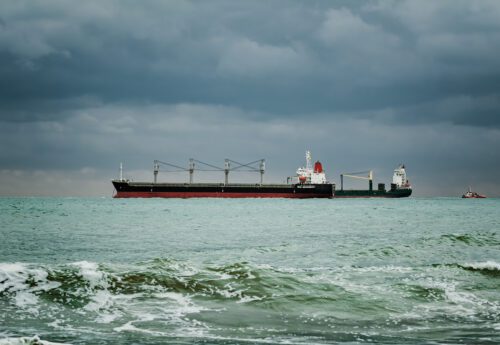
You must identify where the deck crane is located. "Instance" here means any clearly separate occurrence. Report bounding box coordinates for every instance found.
[153,158,265,185]
[340,170,373,191]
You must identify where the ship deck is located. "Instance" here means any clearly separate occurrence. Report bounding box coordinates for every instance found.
[115,181,302,188]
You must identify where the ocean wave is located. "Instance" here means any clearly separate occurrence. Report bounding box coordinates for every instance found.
[4,259,497,313]
[461,261,500,271]
[459,261,500,276]
[389,270,500,328]
[0,263,61,315]
[0,259,276,319]
[1,258,403,319]
[2,258,499,342]
[439,232,500,247]
[434,261,500,276]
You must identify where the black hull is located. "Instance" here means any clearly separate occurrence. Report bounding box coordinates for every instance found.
[112,181,334,198]
[112,181,412,199]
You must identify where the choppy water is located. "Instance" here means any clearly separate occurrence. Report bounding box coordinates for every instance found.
[0,197,499,344]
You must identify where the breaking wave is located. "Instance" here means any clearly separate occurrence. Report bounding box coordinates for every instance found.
[459,261,500,276]
[1,258,499,344]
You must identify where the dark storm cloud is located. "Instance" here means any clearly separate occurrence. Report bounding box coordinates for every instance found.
[1,0,500,125]
[1,0,500,196]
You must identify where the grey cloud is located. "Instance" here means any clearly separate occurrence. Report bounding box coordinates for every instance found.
[1,102,498,196]
[1,0,500,196]
[0,0,499,123]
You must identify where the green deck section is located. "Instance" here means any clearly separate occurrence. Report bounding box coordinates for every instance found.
[334,188,412,198]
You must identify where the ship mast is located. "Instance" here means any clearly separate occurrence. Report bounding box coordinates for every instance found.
[153,161,160,183]
[306,151,312,172]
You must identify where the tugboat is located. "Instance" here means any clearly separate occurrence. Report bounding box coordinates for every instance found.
[462,186,486,199]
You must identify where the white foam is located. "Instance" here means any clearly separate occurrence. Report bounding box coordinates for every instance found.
[113,321,140,333]
[95,312,119,324]
[69,262,127,324]
[0,263,60,314]
[351,265,414,273]
[0,336,70,345]
[0,263,30,294]
[71,261,106,289]
[394,278,500,322]
[111,291,210,338]
[84,290,113,312]
[214,272,233,280]
[113,321,165,335]
[214,284,243,299]
[275,264,414,274]
[463,260,500,271]
[153,292,204,315]
[237,295,263,303]
[84,289,124,324]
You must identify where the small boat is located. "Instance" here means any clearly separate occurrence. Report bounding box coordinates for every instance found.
[462,186,486,199]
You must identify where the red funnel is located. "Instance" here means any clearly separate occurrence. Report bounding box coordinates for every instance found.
[314,161,323,173]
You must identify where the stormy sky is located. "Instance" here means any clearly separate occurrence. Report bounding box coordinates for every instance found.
[1,0,500,196]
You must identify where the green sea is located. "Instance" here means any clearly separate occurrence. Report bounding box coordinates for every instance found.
[0,197,499,344]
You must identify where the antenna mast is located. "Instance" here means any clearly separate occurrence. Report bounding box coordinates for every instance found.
[153,161,160,183]
[224,159,230,185]
[306,151,312,171]
[260,159,265,185]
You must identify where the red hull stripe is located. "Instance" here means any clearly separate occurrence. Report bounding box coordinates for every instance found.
[115,191,331,198]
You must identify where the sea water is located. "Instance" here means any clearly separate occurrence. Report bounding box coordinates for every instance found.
[0,197,499,344]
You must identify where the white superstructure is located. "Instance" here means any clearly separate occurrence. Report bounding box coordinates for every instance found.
[392,164,410,188]
[296,151,327,184]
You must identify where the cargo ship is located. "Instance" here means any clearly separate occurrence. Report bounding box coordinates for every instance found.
[112,152,412,198]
